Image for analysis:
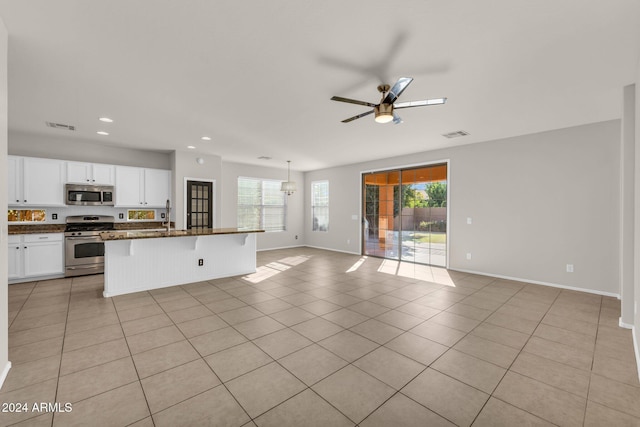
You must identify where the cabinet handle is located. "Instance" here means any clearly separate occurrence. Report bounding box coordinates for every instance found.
[15,199,18,202]
[23,200,26,203]
[23,246,27,249]
[15,247,19,250]
[86,179,90,182]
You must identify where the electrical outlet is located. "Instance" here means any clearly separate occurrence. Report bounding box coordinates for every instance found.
[295,235,298,240]
[198,259,204,266]
[347,239,350,245]
[52,213,58,220]
[119,213,124,219]
[161,213,165,219]
[466,253,472,260]
[467,217,472,225]
[566,264,574,273]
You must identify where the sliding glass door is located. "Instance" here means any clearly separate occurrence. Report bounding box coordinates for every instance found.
[363,163,447,267]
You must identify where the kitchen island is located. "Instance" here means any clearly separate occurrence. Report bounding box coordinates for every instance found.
[100,228,264,297]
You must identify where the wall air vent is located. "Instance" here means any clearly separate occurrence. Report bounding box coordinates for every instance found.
[442,130,469,139]
[45,121,76,131]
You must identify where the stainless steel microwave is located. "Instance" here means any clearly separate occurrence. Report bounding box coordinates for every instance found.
[65,184,115,206]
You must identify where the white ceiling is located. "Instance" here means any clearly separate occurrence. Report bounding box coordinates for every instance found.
[0,0,638,171]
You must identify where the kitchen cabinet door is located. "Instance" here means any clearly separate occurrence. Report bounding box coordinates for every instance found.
[144,169,171,207]
[7,156,22,205]
[23,240,64,277]
[92,164,115,185]
[22,157,65,206]
[67,162,115,185]
[66,162,92,183]
[115,166,144,206]
[8,243,23,280]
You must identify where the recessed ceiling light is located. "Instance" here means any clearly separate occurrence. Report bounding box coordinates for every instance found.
[187,145,196,149]
[201,136,211,141]
[97,131,109,136]
[99,117,113,123]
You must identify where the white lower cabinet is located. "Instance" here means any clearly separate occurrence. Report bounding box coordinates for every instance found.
[8,235,23,280]
[9,233,64,281]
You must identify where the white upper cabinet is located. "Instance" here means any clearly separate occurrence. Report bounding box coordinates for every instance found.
[8,156,65,206]
[66,162,115,185]
[8,156,21,205]
[115,166,170,207]
[7,155,170,208]
[143,168,171,207]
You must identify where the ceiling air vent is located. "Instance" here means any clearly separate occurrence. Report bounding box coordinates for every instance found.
[45,121,76,131]
[442,130,469,139]
[257,156,272,160]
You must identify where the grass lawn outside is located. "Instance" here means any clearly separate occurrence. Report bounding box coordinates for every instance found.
[408,232,447,244]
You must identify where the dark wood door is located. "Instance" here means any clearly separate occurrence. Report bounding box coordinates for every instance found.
[186,180,213,229]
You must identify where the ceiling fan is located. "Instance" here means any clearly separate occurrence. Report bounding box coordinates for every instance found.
[330,77,446,124]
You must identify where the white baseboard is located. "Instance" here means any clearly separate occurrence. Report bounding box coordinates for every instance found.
[303,245,360,256]
[450,268,620,298]
[619,317,634,329]
[257,244,305,252]
[0,361,11,390]
[633,327,640,382]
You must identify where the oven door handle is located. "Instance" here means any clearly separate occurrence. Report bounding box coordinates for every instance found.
[66,236,102,241]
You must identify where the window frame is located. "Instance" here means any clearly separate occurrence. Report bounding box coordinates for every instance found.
[311,180,329,232]
[237,176,287,232]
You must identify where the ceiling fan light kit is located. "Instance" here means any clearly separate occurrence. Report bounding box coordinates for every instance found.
[374,104,394,123]
[331,76,447,124]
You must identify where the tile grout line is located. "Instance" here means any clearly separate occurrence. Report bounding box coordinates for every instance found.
[467,279,565,427]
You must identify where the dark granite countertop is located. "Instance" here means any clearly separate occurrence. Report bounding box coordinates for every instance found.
[8,225,66,234]
[100,228,265,241]
[9,221,175,235]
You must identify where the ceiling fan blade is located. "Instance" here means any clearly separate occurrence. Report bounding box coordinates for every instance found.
[394,98,447,109]
[330,96,377,108]
[392,111,403,125]
[341,110,374,123]
[382,77,413,104]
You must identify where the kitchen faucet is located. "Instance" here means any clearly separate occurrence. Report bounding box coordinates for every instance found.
[163,199,171,232]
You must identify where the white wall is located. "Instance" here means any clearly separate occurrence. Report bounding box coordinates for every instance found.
[170,151,222,230]
[0,17,9,389]
[8,130,170,169]
[306,120,621,295]
[621,85,635,327]
[634,58,640,378]
[221,161,304,251]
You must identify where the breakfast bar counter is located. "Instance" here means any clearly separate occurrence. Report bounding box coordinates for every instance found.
[100,228,264,297]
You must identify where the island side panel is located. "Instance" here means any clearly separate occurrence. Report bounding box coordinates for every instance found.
[103,233,257,297]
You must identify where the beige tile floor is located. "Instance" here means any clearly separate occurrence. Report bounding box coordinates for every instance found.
[2,247,640,426]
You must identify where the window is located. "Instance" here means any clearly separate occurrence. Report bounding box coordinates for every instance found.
[312,180,329,232]
[127,210,156,221]
[8,209,46,223]
[238,177,286,232]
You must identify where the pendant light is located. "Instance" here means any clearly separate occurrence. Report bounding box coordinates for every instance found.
[281,160,296,196]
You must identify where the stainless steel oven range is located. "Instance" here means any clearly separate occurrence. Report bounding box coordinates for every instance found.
[65,215,115,277]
